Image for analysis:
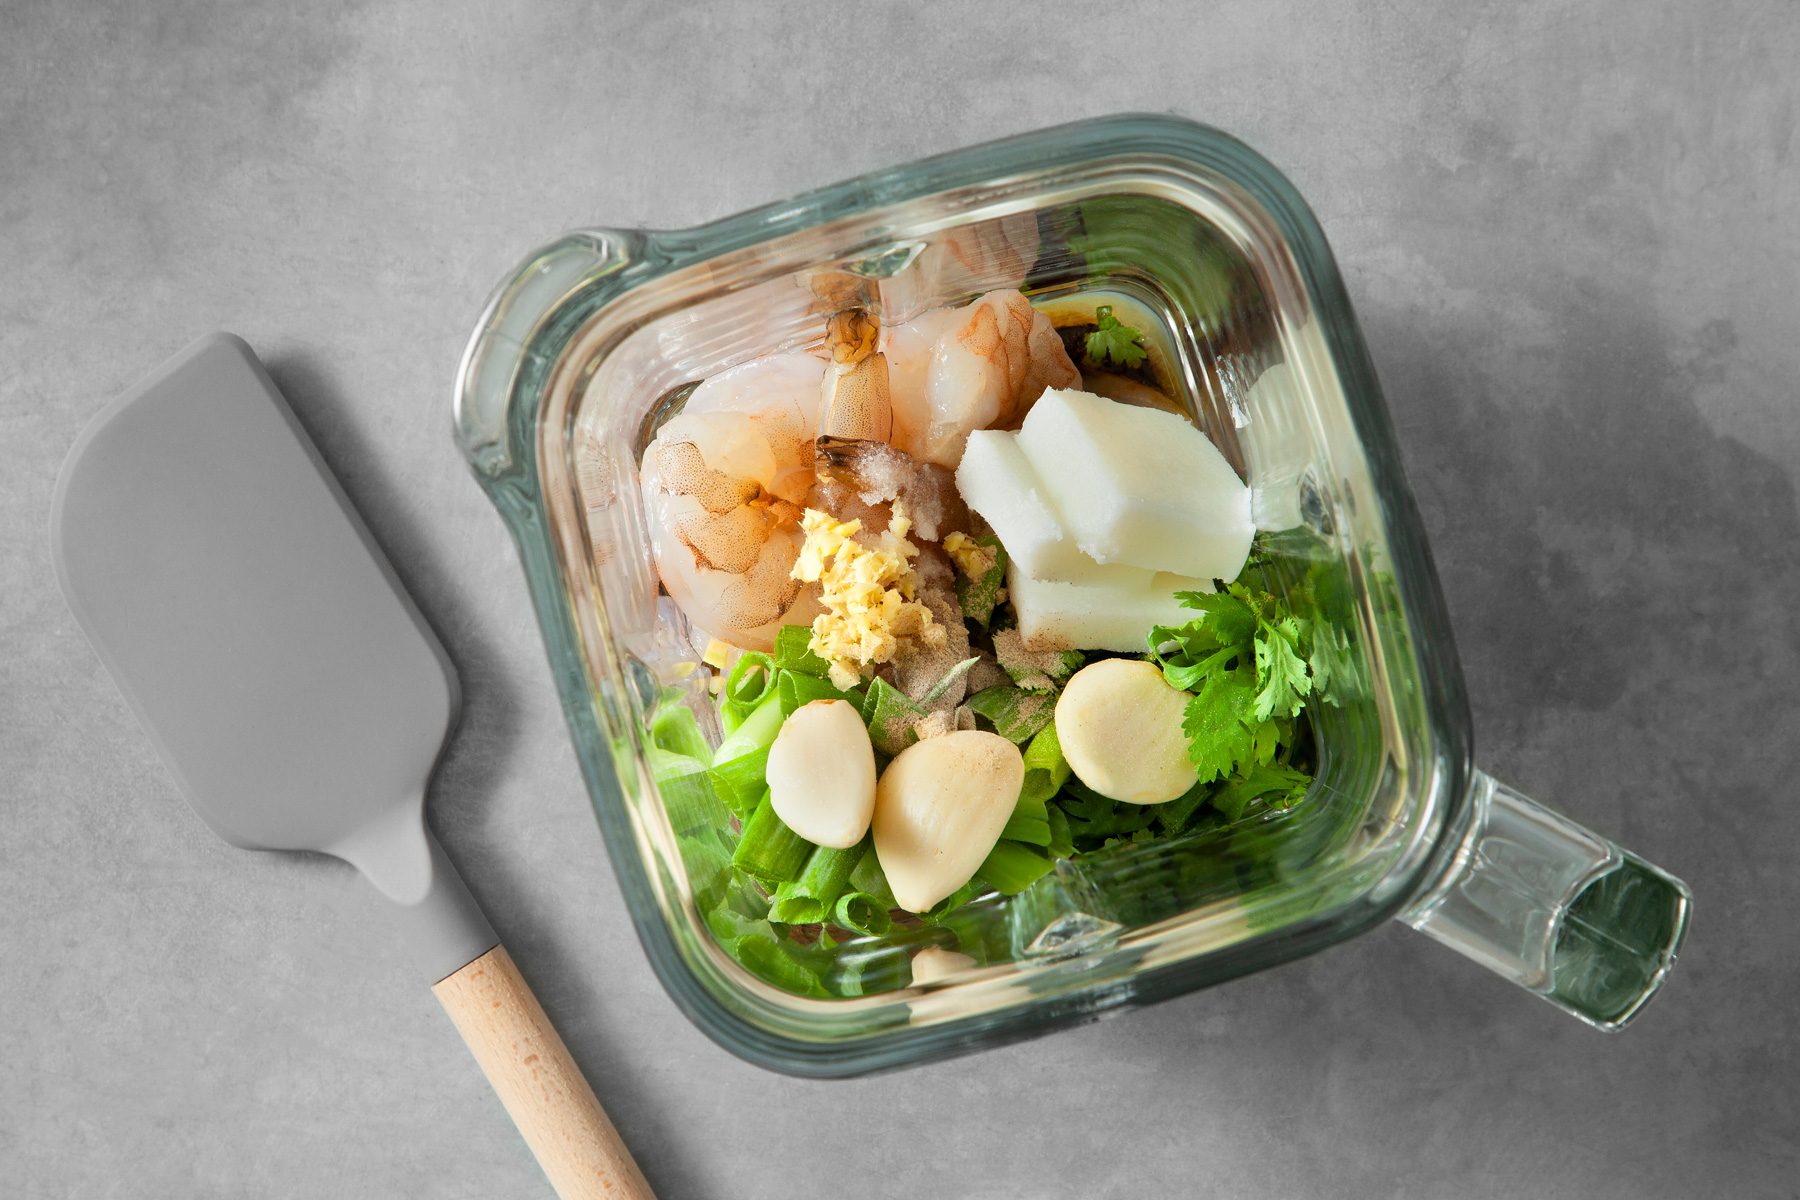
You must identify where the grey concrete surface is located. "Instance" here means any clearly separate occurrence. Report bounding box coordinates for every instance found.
[4,3,1796,1197]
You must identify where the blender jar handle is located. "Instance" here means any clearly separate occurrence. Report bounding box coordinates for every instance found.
[1398,770,1691,1029]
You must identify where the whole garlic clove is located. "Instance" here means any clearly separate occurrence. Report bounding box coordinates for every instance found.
[766,699,877,849]
[873,730,1024,912]
[910,946,976,986]
[1054,658,1198,804]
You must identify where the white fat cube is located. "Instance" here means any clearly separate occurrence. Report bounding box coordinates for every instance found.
[955,429,1092,579]
[1015,388,1254,580]
[1007,560,1213,652]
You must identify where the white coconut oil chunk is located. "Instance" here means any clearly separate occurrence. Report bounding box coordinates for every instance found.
[1015,387,1254,580]
[955,429,1089,579]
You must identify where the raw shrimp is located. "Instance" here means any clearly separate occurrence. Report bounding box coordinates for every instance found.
[883,289,1080,467]
[878,213,1041,319]
[881,305,960,457]
[907,212,1040,297]
[681,351,826,503]
[809,302,973,541]
[640,352,828,650]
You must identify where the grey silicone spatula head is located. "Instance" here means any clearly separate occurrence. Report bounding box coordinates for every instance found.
[52,333,494,980]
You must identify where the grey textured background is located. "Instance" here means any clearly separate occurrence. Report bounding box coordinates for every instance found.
[4,2,1796,1197]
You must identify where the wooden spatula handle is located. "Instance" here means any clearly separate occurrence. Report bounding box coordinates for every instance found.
[434,945,655,1199]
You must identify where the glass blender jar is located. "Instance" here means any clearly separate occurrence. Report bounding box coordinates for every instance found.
[454,114,1691,1076]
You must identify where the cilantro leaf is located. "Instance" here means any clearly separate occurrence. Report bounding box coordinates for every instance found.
[1179,588,1259,647]
[1154,577,1325,780]
[1157,646,1237,693]
[1148,590,1257,691]
[1083,305,1148,369]
[1208,600,1259,653]
[1147,617,1237,690]
[1253,614,1312,720]
[1250,718,1282,766]
[1307,629,1336,700]
[1289,555,1358,704]
[1180,669,1259,783]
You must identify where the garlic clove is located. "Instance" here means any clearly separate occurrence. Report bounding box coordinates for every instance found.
[873,730,1024,912]
[910,946,976,986]
[766,699,877,849]
[1054,658,1198,805]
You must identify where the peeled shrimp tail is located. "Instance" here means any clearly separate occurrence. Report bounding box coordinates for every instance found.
[817,306,894,448]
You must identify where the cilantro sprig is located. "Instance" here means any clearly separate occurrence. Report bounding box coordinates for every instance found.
[1148,583,1321,784]
[1083,305,1148,369]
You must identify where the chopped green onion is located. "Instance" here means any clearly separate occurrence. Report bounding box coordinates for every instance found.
[1045,804,1074,859]
[848,847,898,905]
[647,744,707,785]
[860,677,926,757]
[731,790,813,885]
[656,769,726,839]
[832,940,908,995]
[769,842,867,925]
[772,624,830,676]
[649,694,711,762]
[719,652,777,732]
[707,749,770,820]
[978,840,1055,894]
[706,692,786,818]
[995,724,1068,845]
[1019,722,1072,807]
[921,879,985,923]
[675,825,735,903]
[1001,797,1051,846]
[778,670,851,716]
[730,932,832,998]
[967,684,1056,744]
[997,643,1084,691]
[1001,743,1054,844]
[918,657,980,708]
[649,695,723,830]
[713,692,784,766]
[832,892,892,937]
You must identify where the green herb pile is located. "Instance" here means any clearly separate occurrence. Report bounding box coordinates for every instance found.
[646,537,1342,999]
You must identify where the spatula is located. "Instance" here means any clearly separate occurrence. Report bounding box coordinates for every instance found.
[51,332,654,1200]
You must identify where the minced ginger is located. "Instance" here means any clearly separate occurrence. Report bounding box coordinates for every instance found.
[941,531,997,580]
[790,502,945,690]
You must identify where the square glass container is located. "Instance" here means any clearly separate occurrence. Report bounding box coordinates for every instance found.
[454,115,1690,1076]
